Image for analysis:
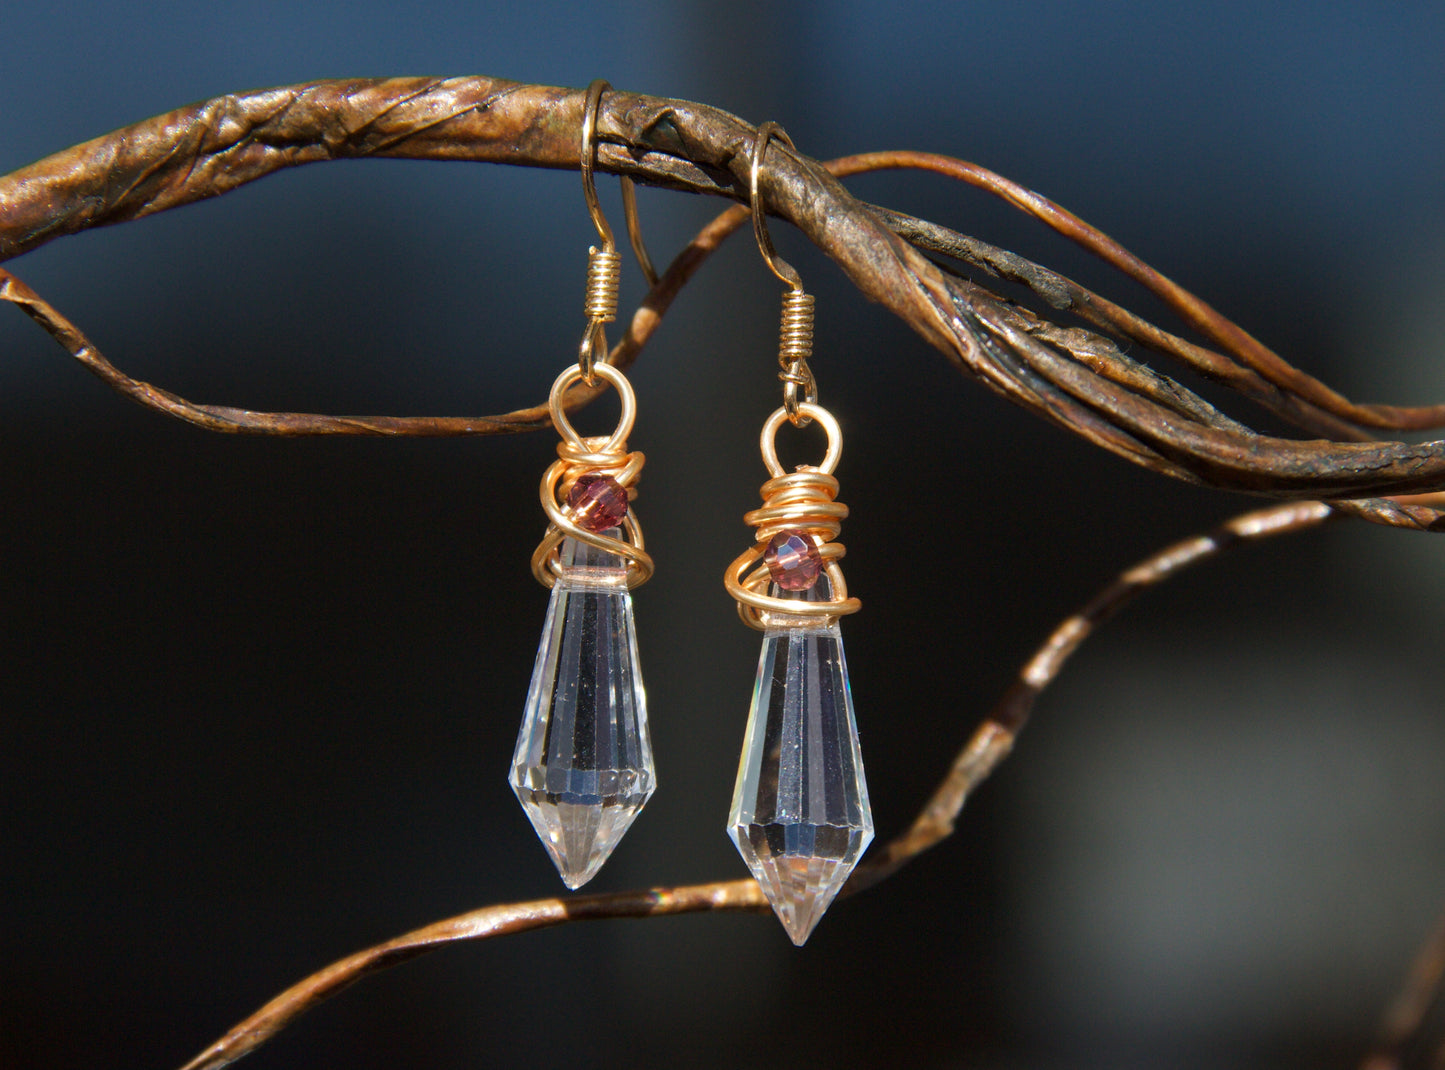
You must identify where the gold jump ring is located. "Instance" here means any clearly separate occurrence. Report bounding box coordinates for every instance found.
[758,402,842,478]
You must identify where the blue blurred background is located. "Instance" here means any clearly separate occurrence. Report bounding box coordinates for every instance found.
[2,3,1444,1068]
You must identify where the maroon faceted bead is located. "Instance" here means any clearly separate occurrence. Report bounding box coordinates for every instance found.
[566,473,629,533]
[764,531,824,591]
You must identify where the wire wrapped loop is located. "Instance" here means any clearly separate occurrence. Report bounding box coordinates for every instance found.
[725,403,860,629]
[532,362,653,589]
[757,402,841,477]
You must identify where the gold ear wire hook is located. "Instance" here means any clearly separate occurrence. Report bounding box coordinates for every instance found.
[578,80,619,384]
[580,80,615,252]
[586,81,657,287]
[578,80,657,383]
[750,121,816,425]
[620,177,659,288]
[749,122,803,291]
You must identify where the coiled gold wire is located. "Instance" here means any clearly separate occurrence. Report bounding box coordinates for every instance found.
[583,246,621,323]
[778,289,816,420]
[724,403,860,629]
[778,289,813,365]
[577,246,622,382]
[532,362,653,590]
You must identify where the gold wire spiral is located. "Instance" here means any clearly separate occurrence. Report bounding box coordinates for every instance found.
[724,403,860,629]
[532,362,653,589]
[583,246,621,323]
[578,245,621,382]
[778,289,813,365]
[777,288,816,420]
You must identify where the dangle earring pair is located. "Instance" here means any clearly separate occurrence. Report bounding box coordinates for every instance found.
[507,93,873,942]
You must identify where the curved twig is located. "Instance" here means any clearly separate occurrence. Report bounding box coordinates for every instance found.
[178,498,1340,1070]
[6,79,1445,512]
[178,880,769,1070]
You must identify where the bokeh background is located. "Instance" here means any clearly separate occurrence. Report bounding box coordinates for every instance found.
[3,3,1445,1068]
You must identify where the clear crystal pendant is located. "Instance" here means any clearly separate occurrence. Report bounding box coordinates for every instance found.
[511,530,655,889]
[511,109,656,890]
[728,580,873,945]
[727,170,871,942]
[723,398,870,945]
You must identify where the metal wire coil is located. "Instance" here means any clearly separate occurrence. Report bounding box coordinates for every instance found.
[724,403,860,629]
[583,246,621,323]
[532,362,652,589]
[778,289,813,366]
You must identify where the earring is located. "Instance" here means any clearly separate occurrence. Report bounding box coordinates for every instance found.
[724,123,874,945]
[509,80,656,889]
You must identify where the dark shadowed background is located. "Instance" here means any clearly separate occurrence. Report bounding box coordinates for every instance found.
[3,3,1445,1068]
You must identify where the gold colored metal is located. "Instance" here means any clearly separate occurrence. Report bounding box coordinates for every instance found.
[778,289,817,416]
[779,360,816,420]
[578,245,621,380]
[757,401,841,477]
[581,79,658,299]
[778,288,814,366]
[532,361,653,590]
[532,80,652,589]
[548,360,636,456]
[724,402,860,629]
[733,126,853,627]
[580,80,615,251]
[578,79,623,384]
[582,247,622,325]
[750,121,819,426]
[749,121,802,291]
[619,176,659,288]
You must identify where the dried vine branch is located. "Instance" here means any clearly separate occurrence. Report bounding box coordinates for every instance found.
[177,498,1338,1069]
[5,78,1445,518]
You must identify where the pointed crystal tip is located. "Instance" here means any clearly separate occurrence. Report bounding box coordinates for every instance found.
[512,781,654,889]
[729,821,873,944]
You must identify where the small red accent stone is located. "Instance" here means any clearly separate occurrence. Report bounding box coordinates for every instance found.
[764,531,823,590]
[567,474,629,532]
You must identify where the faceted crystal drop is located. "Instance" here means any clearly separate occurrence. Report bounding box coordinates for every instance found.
[728,581,873,945]
[510,531,654,889]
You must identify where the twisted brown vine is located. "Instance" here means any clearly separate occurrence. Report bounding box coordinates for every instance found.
[4,77,1445,518]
